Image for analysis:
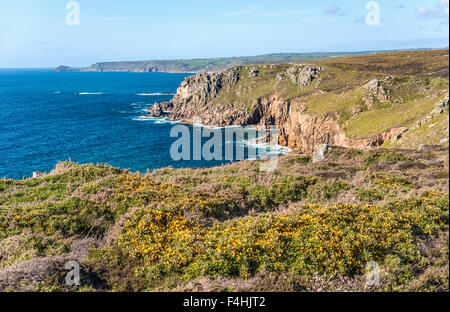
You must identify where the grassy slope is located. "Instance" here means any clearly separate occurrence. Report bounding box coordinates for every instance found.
[385,111,449,149]
[198,50,449,142]
[0,148,448,292]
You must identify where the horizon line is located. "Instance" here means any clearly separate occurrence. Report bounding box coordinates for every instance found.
[1,46,449,69]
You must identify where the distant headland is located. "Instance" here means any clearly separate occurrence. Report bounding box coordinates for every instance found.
[54,48,439,74]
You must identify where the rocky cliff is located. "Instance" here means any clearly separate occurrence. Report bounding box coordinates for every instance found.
[153,50,449,154]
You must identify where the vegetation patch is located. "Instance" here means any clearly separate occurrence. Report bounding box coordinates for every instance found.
[94,193,448,290]
[364,149,413,167]
[0,145,448,292]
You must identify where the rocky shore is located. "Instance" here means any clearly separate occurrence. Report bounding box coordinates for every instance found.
[146,50,449,154]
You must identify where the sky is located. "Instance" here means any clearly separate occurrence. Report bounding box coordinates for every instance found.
[0,0,449,68]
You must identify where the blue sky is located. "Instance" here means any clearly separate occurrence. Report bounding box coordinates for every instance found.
[0,0,448,67]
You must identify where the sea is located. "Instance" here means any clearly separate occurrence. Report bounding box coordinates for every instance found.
[0,69,290,179]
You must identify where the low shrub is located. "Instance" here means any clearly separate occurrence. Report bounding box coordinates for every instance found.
[356,188,385,202]
[96,193,448,290]
[364,150,413,167]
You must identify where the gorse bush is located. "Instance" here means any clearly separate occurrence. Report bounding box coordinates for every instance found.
[217,175,349,209]
[356,188,385,202]
[118,208,206,274]
[0,197,114,239]
[368,172,415,189]
[107,193,448,285]
[114,174,239,221]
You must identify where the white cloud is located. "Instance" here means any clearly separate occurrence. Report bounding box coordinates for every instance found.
[324,4,347,16]
[442,0,449,15]
[324,4,339,15]
[415,0,449,19]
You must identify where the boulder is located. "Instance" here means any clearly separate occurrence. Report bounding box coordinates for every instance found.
[286,65,322,88]
[363,79,390,109]
[275,73,285,84]
[313,144,329,163]
[32,171,46,179]
[411,94,449,130]
[249,67,259,78]
[227,68,240,85]
[432,94,449,115]
[146,102,169,118]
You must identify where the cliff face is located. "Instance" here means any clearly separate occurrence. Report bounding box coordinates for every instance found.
[165,75,405,153]
[157,50,449,153]
[166,68,255,125]
[246,94,407,153]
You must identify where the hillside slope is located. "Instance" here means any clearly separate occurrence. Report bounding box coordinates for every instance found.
[151,49,449,153]
[0,147,448,292]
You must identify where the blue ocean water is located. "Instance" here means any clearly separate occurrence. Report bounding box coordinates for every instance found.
[0,70,287,179]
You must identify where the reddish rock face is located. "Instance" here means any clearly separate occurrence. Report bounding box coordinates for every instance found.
[162,66,410,154]
[249,94,406,154]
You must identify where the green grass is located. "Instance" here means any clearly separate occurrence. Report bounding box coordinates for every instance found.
[208,64,292,113]
[344,94,440,138]
[385,111,449,148]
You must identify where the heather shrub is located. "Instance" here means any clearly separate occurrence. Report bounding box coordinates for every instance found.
[0,197,115,239]
[364,149,413,166]
[306,179,351,202]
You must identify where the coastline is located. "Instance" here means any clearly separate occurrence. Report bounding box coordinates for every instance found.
[139,111,293,156]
